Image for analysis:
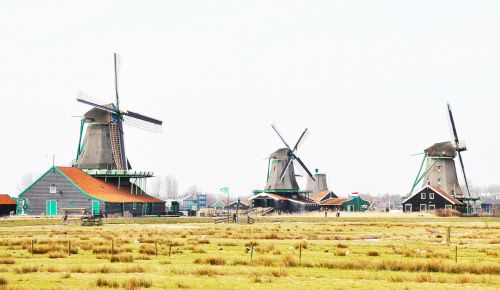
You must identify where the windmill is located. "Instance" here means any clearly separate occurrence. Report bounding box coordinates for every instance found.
[306,169,329,194]
[264,124,316,191]
[75,53,163,170]
[409,103,470,197]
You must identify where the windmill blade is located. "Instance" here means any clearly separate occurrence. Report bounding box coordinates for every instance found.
[293,128,308,152]
[294,155,315,181]
[279,156,294,180]
[457,151,470,196]
[124,110,163,125]
[447,103,460,148]
[76,92,118,114]
[271,124,292,150]
[123,115,162,133]
[114,53,123,110]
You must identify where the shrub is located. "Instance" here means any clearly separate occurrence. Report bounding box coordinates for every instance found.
[110,254,134,263]
[0,257,15,264]
[367,251,379,256]
[336,243,348,249]
[193,256,226,265]
[0,277,7,285]
[282,255,298,267]
[15,265,39,274]
[122,278,152,289]
[48,251,66,259]
[192,268,223,277]
[139,244,156,255]
[95,277,119,288]
[270,268,288,277]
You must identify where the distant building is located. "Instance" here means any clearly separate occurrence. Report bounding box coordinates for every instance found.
[0,195,16,216]
[181,193,207,211]
[402,185,462,212]
[16,166,165,216]
[480,199,500,215]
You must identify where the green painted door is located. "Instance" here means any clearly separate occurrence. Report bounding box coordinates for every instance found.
[46,200,57,215]
[92,201,100,215]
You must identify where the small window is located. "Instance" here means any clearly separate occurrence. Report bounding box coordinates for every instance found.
[404,204,412,212]
[429,205,435,211]
[437,178,441,184]
[437,166,441,172]
[421,192,426,199]
[445,205,452,210]
[132,203,137,210]
[429,192,434,199]
[420,204,427,211]
[49,185,57,194]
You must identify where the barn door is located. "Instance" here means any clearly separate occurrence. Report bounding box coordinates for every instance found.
[46,200,57,216]
[92,201,100,215]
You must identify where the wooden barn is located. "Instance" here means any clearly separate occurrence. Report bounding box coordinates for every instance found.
[0,195,16,216]
[402,185,462,212]
[17,166,165,216]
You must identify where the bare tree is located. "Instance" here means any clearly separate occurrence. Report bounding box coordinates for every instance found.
[17,173,34,193]
[164,175,179,199]
[149,176,163,198]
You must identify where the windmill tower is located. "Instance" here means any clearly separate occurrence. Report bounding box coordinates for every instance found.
[306,169,329,194]
[75,53,163,171]
[264,125,316,192]
[409,103,470,198]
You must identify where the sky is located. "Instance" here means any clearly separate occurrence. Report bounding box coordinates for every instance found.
[0,0,499,198]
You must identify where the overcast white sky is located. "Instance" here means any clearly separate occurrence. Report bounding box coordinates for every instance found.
[1,0,499,198]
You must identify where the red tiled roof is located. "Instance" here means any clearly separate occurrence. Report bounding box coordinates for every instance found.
[311,190,330,202]
[57,167,164,203]
[321,198,348,205]
[0,194,16,205]
[431,186,462,205]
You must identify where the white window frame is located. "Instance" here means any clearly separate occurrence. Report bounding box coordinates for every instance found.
[428,204,435,211]
[420,204,427,211]
[404,204,412,212]
[445,205,452,210]
[429,192,434,199]
[49,185,57,194]
[421,192,426,199]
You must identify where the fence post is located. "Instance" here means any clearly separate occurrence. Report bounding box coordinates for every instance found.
[155,241,158,258]
[455,245,458,263]
[111,239,114,256]
[299,243,302,265]
[446,227,451,244]
[68,240,71,256]
[168,243,172,257]
[250,244,254,260]
[31,239,34,257]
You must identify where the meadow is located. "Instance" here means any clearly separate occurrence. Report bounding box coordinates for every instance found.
[0,216,498,289]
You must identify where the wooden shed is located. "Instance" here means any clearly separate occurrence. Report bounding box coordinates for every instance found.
[0,195,16,216]
[17,166,165,216]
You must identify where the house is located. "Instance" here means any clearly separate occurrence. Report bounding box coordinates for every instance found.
[249,192,319,213]
[342,195,370,212]
[311,190,338,204]
[225,199,250,211]
[0,195,16,216]
[480,199,500,215]
[320,198,348,210]
[17,166,165,216]
[402,185,462,212]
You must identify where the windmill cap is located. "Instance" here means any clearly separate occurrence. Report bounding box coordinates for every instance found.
[424,141,456,158]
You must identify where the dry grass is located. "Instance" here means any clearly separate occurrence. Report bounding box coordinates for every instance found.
[122,278,152,289]
[109,254,134,263]
[193,256,226,265]
[95,277,119,288]
[192,267,224,277]
[0,277,7,285]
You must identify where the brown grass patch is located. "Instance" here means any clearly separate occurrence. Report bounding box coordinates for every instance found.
[193,256,226,265]
[122,278,152,289]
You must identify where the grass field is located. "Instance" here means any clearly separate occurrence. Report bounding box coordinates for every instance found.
[0,217,498,289]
